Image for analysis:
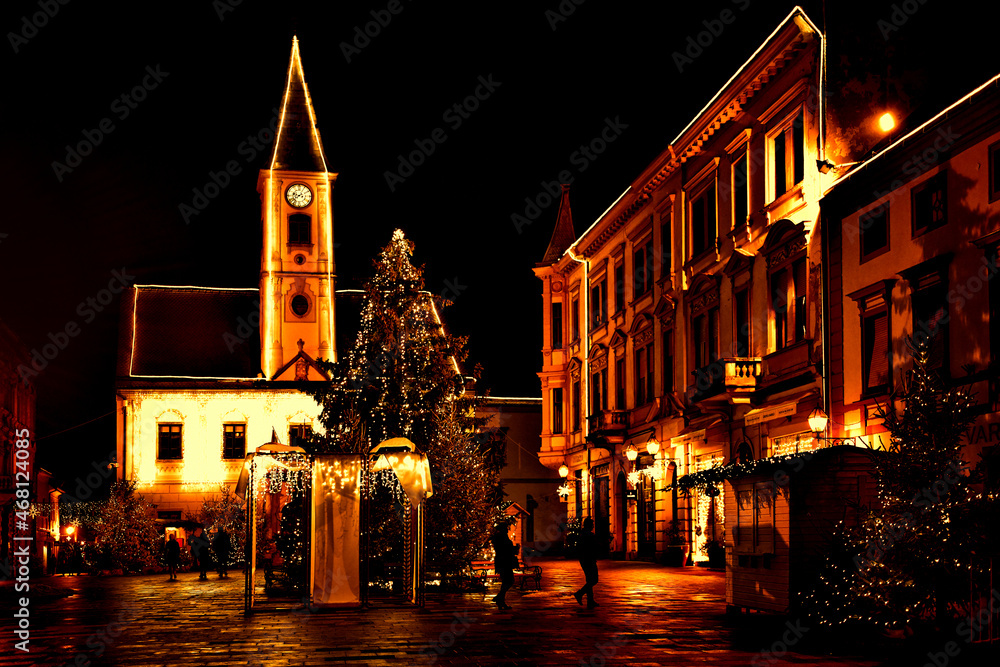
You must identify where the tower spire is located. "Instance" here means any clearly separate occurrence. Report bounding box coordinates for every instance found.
[270,36,329,172]
[539,184,576,265]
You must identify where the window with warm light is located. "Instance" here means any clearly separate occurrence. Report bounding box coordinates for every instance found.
[591,368,608,414]
[158,424,182,460]
[689,182,717,258]
[223,423,246,459]
[590,279,607,329]
[769,109,804,202]
[771,257,807,350]
[635,342,654,406]
[552,387,564,435]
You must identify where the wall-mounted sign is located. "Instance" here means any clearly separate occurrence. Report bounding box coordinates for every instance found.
[670,429,706,447]
[745,401,799,426]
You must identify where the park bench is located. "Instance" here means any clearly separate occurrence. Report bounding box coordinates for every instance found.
[468,559,542,590]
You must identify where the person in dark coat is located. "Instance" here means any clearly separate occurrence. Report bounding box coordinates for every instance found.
[490,524,517,610]
[165,533,181,580]
[190,527,211,580]
[212,528,232,578]
[573,518,599,608]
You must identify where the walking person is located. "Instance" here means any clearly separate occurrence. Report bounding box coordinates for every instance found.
[573,518,600,608]
[190,526,211,580]
[165,533,180,580]
[490,524,516,610]
[212,528,231,579]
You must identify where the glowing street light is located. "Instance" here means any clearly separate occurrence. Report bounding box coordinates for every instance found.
[558,464,569,478]
[878,112,895,133]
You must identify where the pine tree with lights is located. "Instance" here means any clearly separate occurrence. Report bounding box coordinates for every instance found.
[802,336,995,634]
[306,229,504,575]
[93,480,159,573]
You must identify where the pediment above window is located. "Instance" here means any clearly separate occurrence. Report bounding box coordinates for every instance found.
[609,329,627,349]
[723,248,755,277]
[762,219,806,268]
[653,293,677,325]
[686,273,721,315]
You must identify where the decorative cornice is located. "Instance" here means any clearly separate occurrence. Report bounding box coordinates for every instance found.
[765,235,806,268]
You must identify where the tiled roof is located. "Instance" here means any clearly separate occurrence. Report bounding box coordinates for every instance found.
[123,287,262,379]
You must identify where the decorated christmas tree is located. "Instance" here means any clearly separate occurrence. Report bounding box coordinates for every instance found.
[306,230,504,575]
[802,337,996,633]
[93,480,159,573]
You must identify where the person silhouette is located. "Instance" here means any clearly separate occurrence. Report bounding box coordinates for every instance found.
[490,524,516,610]
[573,518,599,608]
[165,533,180,580]
[213,528,232,578]
[190,527,211,580]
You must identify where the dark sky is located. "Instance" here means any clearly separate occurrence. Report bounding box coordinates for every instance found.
[1,0,994,479]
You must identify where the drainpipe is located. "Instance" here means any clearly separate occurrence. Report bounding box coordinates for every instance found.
[566,246,590,517]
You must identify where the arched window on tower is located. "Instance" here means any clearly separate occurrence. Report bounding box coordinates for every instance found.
[288,214,311,245]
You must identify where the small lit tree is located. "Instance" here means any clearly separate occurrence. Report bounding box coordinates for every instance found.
[93,481,159,573]
[196,485,247,567]
[803,337,994,632]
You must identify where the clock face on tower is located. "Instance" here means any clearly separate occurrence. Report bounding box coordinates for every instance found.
[285,183,313,208]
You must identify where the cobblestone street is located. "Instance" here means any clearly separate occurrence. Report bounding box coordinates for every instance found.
[3,559,898,666]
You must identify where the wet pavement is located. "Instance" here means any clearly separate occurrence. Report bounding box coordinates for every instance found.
[3,559,889,666]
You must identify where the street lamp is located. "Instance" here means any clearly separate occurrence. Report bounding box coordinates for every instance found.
[645,437,660,457]
[558,464,569,478]
[65,525,76,542]
[808,408,829,434]
[624,444,638,462]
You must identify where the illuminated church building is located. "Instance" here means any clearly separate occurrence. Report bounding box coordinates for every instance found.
[115,39,342,518]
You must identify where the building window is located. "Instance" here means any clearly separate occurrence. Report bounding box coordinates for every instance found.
[734,482,776,555]
[662,328,674,394]
[633,238,654,298]
[735,287,751,357]
[288,214,311,245]
[615,356,626,409]
[770,110,804,200]
[571,297,580,342]
[590,279,607,328]
[614,262,625,312]
[158,424,182,460]
[551,301,563,349]
[591,368,608,413]
[690,182,717,257]
[911,272,949,373]
[223,423,246,459]
[552,387,564,434]
[732,150,749,227]
[635,342,654,406]
[912,171,947,237]
[771,257,807,350]
[289,424,312,448]
[860,204,890,263]
[694,308,720,370]
[660,210,672,279]
[572,379,582,431]
[850,281,893,397]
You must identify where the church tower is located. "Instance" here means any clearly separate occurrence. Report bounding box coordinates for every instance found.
[258,37,336,380]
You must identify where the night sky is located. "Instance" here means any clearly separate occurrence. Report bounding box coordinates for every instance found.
[0,0,994,481]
